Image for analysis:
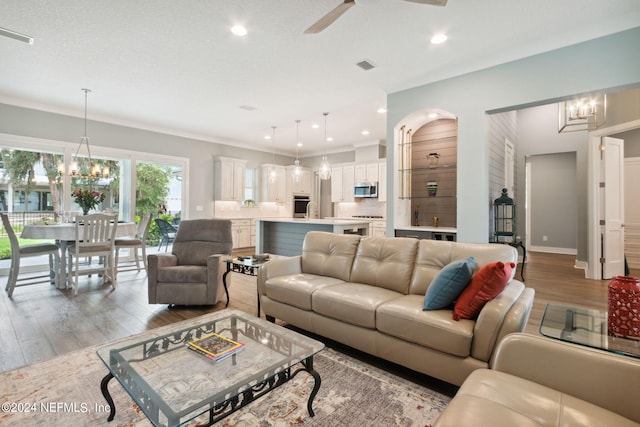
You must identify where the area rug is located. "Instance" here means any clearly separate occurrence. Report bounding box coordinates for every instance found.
[0,324,450,426]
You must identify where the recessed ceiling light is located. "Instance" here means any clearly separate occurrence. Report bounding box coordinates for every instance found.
[377,108,387,114]
[231,25,247,36]
[430,33,447,44]
[311,123,319,129]
[428,113,438,119]
[297,142,303,147]
[361,130,370,136]
[326,137,333,142]
[264,135,272,140]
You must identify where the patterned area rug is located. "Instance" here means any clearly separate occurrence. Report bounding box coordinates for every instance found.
[0,325,450,426]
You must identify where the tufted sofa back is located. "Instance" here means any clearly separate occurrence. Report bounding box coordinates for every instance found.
[409,239,518,295]
[301,231,361,281]
[350,236,418,294]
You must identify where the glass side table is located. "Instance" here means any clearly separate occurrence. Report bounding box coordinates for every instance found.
[540,303,639,359]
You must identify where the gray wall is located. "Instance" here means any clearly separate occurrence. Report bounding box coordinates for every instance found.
[387,26,640,243]
[527,152,578,250]
[516,104,587,258]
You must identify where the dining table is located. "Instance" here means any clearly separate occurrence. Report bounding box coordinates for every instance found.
[21,221,137,289]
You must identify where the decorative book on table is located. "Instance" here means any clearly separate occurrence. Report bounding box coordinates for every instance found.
[187,332,245,361]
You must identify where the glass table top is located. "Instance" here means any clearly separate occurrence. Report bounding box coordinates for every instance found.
[97,310,324,426]
[539,303,639,359]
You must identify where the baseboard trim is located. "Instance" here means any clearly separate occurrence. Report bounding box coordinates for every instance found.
[528,245,577,255]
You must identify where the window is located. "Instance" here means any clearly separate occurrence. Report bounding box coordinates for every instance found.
[244,167,256,201]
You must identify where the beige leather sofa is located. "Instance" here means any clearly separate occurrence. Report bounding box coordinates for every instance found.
[435,333,640,426]
[258,231,535,386]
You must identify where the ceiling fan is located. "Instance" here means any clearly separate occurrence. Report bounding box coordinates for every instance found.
[305,0,447,34]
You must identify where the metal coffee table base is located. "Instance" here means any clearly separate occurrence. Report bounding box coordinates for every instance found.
[100,356,321,425]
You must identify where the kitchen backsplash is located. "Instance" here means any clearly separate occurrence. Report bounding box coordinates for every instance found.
[334,198,386,218]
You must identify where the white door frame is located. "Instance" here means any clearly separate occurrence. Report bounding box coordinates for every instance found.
[587,119,640,279]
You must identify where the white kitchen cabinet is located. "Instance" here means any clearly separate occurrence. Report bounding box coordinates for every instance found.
[378,161,387,202]
[261,164,287,203]
[371,220,386,237]
[287,165,312,195]
[330,164,354,202]
[354,163,379,183]
[214,157,246,201]
[231,219,251,248]
[250,219,257,247]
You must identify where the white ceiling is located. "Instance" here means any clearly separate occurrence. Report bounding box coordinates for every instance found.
[1,0,638,157]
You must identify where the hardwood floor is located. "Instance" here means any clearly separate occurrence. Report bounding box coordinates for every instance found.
[1,250,636,374]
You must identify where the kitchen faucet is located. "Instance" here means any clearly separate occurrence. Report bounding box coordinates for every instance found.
[305,201,317,219]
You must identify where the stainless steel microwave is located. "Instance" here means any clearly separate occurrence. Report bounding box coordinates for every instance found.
[354,182,378,198]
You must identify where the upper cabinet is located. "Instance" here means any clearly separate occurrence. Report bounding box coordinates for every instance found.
[261,164,287,203]
[378,161,387,202]
[286,165,312,195]
[214,157,246,201]
[354,163,380,183]
[331,164,355,202]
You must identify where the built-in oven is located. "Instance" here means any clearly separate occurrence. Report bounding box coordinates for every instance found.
[293,195,311,218]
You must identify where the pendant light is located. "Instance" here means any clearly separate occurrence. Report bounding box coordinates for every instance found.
[318,112,331,180]
[269,126,277,183]
[292,119,303,183]
[57,88,109,179]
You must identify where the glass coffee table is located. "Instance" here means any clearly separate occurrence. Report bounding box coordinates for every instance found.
[97,310,324,426]
[540,303,640,359]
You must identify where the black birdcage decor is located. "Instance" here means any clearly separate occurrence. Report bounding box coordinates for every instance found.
[494,188,515,242]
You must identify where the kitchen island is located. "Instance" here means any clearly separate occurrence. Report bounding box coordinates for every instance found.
[255,218,370,256]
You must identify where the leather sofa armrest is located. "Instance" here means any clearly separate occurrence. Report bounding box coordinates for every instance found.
[492,333,640,423]
[472,280,528,362]
[257,255,302,296]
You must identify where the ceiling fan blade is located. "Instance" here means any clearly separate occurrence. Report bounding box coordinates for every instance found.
[402,0,448,6]
[304,0,356,34]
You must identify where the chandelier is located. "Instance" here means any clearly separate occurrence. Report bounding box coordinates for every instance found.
[292,120,303,182]
[558,94,606,133]
[318,112,331,180]
[57,88,110,179]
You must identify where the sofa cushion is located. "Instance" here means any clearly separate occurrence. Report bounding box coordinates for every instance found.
[312,283,402,329]
[377,295,474,357]
[264,274,345,310]
[157,265,207,283]
[423,256,475,310]
[453,261,514,320]
[301,231,361,282]
[434,369,639,427]
[350,237,418,294]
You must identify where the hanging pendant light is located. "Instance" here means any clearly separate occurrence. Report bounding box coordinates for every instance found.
[319,112,331,180]
[269,126,278,183]
[57,88,109,179]
[292,119,303,183]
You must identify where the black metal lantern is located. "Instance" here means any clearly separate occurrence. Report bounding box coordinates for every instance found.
[494,188,515,242]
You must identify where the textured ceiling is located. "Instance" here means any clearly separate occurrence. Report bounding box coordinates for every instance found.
[0,0,638,156]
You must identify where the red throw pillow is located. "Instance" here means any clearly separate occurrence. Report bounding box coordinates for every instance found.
[453,261,515,320]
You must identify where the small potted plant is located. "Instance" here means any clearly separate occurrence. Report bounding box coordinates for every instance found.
[243,199,255,207]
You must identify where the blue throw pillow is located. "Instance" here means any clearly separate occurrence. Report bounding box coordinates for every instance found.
[423,257,476,310]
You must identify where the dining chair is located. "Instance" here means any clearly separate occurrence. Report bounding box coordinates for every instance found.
[114,213,152,280]
[2,213,61,298]
[67,213,118,296]
[155,218,177,252]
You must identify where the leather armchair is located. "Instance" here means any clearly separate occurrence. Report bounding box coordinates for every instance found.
[148,219,233,305]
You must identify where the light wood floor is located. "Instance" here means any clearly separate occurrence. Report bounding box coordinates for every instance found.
[1,250,636,374]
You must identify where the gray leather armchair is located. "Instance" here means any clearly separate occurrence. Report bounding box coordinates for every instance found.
[147,218,233,305]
